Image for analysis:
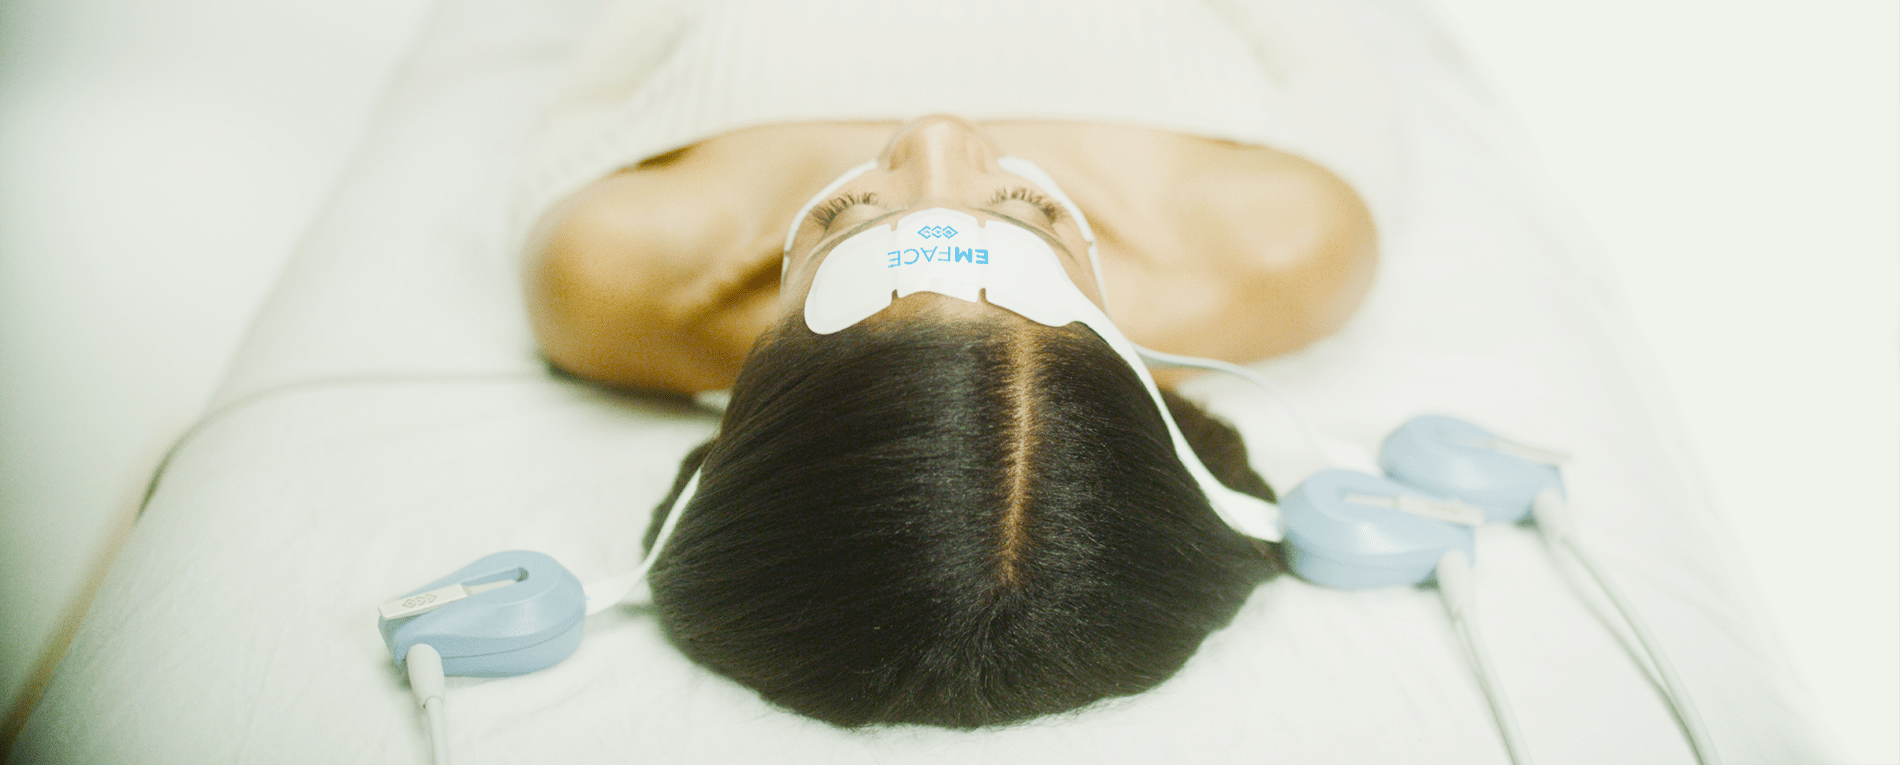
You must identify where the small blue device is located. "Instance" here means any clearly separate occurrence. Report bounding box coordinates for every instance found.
[1280,468,1477,589]
[378,550,586,677]
[1379,415,1564,523]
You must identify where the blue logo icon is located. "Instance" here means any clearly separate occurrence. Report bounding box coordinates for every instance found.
[917,225,958,239]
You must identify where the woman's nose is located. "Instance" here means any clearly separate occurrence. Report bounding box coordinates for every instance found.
[881,115,997,200]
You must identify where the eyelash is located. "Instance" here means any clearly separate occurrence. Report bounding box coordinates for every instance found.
[808,187,1063,230]
[811,192,879,228]
[991,187,1063,223]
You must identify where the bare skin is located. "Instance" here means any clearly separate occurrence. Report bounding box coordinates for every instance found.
[526,116,1377,393]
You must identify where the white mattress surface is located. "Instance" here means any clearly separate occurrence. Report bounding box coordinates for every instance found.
[10,1,1833,763]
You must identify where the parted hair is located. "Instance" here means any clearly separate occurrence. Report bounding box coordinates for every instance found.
[643,302,1279,728]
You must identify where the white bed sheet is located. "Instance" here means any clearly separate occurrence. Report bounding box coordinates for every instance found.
[10,0,1834,763]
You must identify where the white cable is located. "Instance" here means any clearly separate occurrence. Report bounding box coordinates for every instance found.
[423,699,449,765]
[406,643,451,765]
[583,468,699,615]
[1532,490,1721,765]
[1436,549,1534,765]
[1132,344,1334,469]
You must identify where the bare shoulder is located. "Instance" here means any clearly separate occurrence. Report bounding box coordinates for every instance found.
[987,122,1378,363]
[523,152,775,393]
[1165,138,1379,357]
[522,124,893,392]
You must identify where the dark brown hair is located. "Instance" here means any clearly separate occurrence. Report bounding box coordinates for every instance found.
[643,306,1278,728]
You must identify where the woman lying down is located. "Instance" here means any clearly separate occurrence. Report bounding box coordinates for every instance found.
[518,0,1387,729]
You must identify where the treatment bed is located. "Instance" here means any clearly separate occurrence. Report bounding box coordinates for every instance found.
[10,0,1834,762]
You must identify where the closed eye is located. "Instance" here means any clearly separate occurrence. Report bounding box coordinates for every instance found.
[990,187,1063,223]
[810,192,880,228]
[808,187,1061,234]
